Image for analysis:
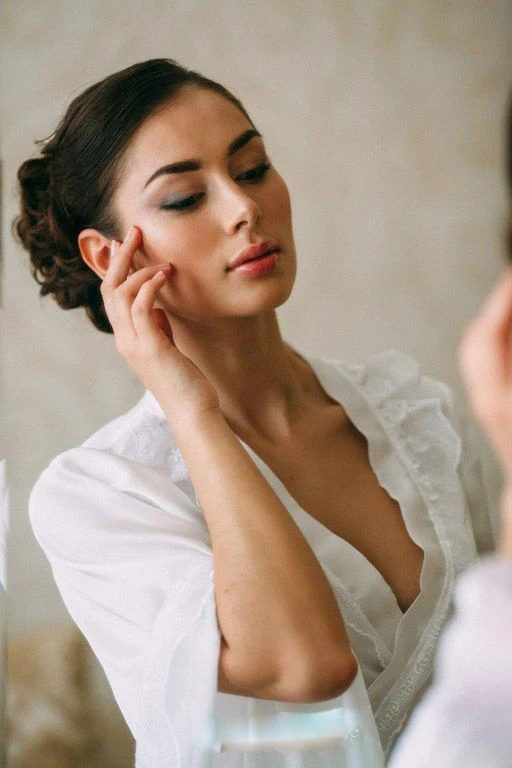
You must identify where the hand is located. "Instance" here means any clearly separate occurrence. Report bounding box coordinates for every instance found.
[458,266,512,478]
[101,226,221,421]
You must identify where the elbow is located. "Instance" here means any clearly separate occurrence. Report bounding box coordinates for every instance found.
[319,650,359,700]
[295,650,359,703]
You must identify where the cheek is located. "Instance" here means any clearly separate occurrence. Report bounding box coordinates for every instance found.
[137,215,210,267]
[264,176,292,224]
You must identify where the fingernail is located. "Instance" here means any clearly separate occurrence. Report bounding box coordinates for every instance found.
[110,240,118,256]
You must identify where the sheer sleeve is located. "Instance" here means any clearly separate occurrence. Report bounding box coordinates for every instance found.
[433,381,497,555]
[28,446,221,768]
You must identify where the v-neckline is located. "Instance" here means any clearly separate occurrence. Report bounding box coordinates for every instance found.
[141,347,432,625]
[229,347,428,621]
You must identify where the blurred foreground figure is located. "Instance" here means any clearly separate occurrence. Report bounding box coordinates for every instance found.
[389,96,512,768]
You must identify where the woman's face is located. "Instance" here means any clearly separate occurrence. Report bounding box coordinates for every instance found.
[111,87,297,322]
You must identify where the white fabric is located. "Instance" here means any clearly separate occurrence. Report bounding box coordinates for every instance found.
[28,348,494,766]
[388,555,512,768]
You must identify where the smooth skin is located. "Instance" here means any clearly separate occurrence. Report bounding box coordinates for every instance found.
[78,86,306,441]
[77,87,358,701]
[459,265,512,562]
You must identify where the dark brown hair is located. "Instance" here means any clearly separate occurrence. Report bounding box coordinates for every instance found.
[13,58,256,332]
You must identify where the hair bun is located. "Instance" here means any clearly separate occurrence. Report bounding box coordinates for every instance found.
[13,152,111,332]
[16,154,52,243]
[13,58,254,334]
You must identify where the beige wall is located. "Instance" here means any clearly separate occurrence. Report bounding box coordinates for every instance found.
[3,0,511,636]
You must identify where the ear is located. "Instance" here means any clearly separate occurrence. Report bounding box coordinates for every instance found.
[77,228,112,280]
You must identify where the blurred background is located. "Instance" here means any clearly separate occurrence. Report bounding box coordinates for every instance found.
[2,0,512,765]
[1,156,7,766]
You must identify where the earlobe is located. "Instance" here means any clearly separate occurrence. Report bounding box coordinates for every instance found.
[77,228,112,279]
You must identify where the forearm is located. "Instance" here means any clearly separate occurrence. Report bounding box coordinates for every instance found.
[168,406,352,687]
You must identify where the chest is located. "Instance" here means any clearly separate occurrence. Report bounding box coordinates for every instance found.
[246,413,425,614]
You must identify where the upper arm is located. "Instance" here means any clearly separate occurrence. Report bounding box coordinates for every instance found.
[28,447,217,735]
[29,446,356,727]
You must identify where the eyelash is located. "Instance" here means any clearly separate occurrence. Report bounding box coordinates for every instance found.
[161,162,272,212]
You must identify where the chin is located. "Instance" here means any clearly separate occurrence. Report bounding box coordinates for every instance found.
[237,275,296,315]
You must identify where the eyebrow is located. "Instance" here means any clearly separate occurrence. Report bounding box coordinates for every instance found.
[142,128,263,190]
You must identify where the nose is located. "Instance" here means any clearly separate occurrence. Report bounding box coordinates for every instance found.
[219,177,261,234]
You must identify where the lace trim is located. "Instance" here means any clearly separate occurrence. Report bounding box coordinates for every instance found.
[338,350,478,757]
[108,413,200,507]
[322,565,392,668]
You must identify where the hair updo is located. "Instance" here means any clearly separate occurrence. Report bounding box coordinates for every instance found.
[13,58,255,332]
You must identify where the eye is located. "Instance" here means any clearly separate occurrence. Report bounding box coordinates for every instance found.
[237,162,271,183]
[161,193,205,212]
[159,163,272,213]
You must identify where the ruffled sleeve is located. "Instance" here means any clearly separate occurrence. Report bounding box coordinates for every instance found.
[438,390,497,556]
[351,348,496,559]
[327,347,495,756]
[28,447,221,768]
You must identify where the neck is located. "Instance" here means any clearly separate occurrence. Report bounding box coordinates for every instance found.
[162,309,317,442]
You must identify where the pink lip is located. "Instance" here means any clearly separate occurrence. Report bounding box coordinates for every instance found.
[228,240,280,271]
[229,250,280,276]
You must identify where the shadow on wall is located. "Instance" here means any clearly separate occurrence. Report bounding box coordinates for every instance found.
[7,623,135,768]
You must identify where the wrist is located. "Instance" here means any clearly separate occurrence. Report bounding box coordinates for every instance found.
[164,402,226,435]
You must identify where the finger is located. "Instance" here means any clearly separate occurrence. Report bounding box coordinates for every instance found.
[102,226,142,296]
[459,327,507,425]
[131,270,173,344]
[123,262,173,294]
[460,267,512,378]
[101,227,145,342]
[153,307,175,342]
[475,266,512,327]
[112,263,172,341]
[459,267,512,417]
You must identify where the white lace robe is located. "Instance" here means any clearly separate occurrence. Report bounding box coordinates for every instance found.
[28,349,495,767]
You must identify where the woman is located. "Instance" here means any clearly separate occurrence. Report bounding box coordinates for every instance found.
[387,269,512,768]
[15,58,494,767]
[387,93,512,768]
